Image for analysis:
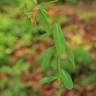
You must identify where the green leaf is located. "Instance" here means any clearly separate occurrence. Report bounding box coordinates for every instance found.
[79,73,96,85]
[75,47,92,64]
[40,76,57,84]
[19,91,27,96]
[65,44,75,69]
[12,62,29,75]
[60,69,73,89]
[41,48,53,70]
[67,0,78,5]
[3,90,12,96]
[0,66,12,74]
[0,78,8,89]
[62,60,75,72]
[27,0,37,9]
[37,9,50,33]
[0,15,13,29]
[12,80,24,92]
[19,0,37,11]
[53,24,66,56]
[40,2,50,10]
[40,0,58,10]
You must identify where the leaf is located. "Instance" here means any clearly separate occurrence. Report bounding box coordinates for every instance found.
[65,44,75,69]
[0,78,8,89]
[60,69,73,89]
[40,0,58,10]
[62,60,75,72]
[41,48,53,70]
[0,66,12,74]
[75,47,92,64]
[12,62,29,75]
[12,80,24,92]
[3,90,12,96]
[27,0,37,9]
[67,0,78,5]
[40,76,57,84]
[53,24,66,56]
[78,73,96,85]
[19,91,27,96]
[19,0,37,11]
[40,2,50,10]
[37,9,50,33]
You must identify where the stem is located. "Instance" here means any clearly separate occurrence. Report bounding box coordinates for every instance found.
[57,57,61,77]
[57,87,62,96]
[56,56,62,96]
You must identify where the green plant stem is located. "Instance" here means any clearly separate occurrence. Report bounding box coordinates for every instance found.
[57,57,61,77]
[56,87,62,96]
[56,56,62,96]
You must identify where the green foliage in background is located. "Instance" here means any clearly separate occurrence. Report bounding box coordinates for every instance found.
[0,0,96,96]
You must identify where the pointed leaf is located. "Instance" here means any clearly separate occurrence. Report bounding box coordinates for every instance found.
[40,76,57,84]
[40,2,50,10]
[53,24,66,56]
[37,9,50,33]
[60,69,73,89]
[0,66,12,74]
[75,47,92,64]
[65,44,75,69]
[62,60,75,72]
[41,48,53,70]
[19,0,37,11]
[40,0,57,10]
[3,90,12,96]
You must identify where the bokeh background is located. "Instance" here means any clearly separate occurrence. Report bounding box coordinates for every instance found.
[0,0,96,96]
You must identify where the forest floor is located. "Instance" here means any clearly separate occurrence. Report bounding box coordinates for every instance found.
[11,3,96,96]
[0,2,96,96]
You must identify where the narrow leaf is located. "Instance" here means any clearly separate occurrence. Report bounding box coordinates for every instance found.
[40,76,57,84]
[65,44,75,69]
[60,69,73,89]
[53,24,66,56]
[75,47,92,64]
[3,90,12,96]
[37,9,50,33]
[40,0,58,10]
[40,2,50,10]
[19,0,37,11]
[0,66,12,74]
[62,60,75,72]
[41,48,53,70]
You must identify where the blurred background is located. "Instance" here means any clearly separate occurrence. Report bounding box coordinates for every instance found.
[0,0,96,96]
